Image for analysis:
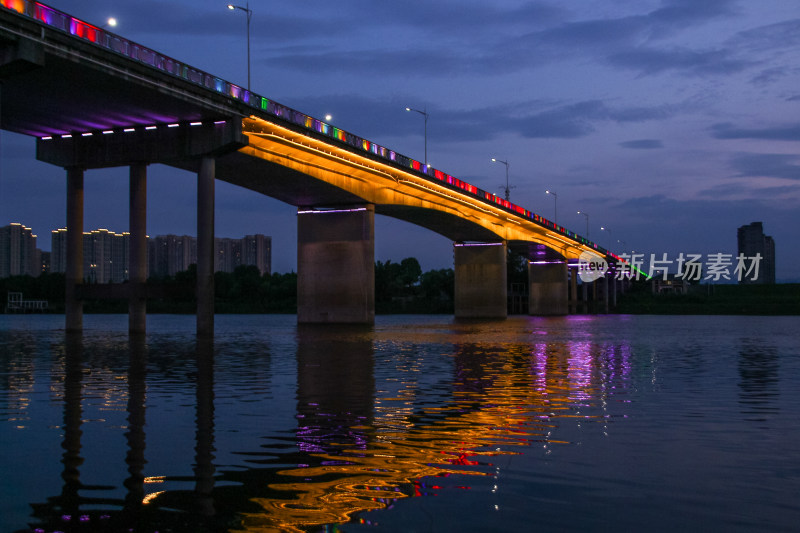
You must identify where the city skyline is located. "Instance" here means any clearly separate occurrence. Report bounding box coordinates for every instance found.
[2,222,271,279]
[1,0,799,279]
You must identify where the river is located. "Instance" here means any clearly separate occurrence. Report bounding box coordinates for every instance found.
[1,313,798,532]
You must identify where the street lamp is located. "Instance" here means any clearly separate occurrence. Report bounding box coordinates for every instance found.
[577,211,589,238]
[546,190,558,225]
[227,2,252,91]
[601,226,613,246]
[105,17,117,28]
[491,158,513,201]
[405,107,429,165]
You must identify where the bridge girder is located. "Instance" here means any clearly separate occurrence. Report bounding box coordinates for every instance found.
[240,117,597,261]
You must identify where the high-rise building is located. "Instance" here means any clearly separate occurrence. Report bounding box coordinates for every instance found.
[737,222,776,284]
[149,234,195,278]
[215,237,242,273]
[52,229,271,279]
[242,234,272,275]
[52,228,132,283]
[51,228,68,274]
[0,223,39,278]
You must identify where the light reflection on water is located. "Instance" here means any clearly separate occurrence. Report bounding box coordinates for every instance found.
[0,314,799,532]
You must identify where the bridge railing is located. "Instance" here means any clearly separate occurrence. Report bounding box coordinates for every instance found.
[2,0,617,261]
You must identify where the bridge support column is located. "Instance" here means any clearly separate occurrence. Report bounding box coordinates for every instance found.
[197,157,215,337]
[129,164,147,335]
[611,275,617,308]
[65,168,84,332]
[528,261,568,316]
[297,205,375,324]
[569,265,578,313]
[454,242,507,319]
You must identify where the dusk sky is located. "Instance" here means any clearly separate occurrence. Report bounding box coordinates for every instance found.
[1,0,799,279]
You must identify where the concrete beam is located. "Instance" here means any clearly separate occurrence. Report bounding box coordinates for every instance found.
[297,205,375,324]
[528,261,568,316]
[36,119,247,169]
[0,37,45,78]
[454,242,507,319]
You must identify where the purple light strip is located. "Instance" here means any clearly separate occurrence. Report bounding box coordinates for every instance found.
[297,208,368,215]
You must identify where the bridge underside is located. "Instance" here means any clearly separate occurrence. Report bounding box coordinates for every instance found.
[0,28,238,136]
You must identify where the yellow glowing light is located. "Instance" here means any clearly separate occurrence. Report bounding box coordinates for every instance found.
[142,491,165,505]
[241,116,599,259]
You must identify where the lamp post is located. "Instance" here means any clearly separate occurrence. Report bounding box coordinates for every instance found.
[577,211,589,238]
[491,158,512,201]
[405,107,428,165]
[227,2,252,91]
[601,226,612,246]
[546,190,558,225]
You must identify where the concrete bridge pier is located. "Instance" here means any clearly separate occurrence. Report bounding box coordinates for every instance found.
[65,168,84,333]
[568,265,578,313]
[297,205,375,324]
[528,261,568,316]
[128,163,148,335]
[454,242,507,319]
[610,274,617,308]
[38,119,246,336]
[196,157,215,337]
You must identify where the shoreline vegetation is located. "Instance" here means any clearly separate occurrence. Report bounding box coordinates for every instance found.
[2,259,799,316]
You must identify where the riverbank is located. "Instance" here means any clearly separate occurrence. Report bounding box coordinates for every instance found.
[613,282,800,315]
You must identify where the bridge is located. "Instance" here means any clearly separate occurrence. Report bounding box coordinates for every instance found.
[0,0,622,334]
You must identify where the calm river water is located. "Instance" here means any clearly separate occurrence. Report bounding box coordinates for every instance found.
[1,313,798,532]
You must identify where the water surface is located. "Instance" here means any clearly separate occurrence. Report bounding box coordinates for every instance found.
[1,314,798,532]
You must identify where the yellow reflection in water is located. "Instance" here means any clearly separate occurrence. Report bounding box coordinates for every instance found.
[229,339,627,532]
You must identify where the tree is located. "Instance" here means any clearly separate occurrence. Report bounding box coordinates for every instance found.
[399,257,422,288]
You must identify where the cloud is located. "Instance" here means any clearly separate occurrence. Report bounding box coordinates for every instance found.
[730,153,800,180]
[647,0,736,25]
[711,123,800,141]
[295,94,686,145]
[727,19,800,53]
[254,0,747,79]
[749,67,795,86]
[620,139,664,149]
[607,47,751,76]
[697,182,757,197]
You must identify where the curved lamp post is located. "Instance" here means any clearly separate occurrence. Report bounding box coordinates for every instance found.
[405,107,429,165]
[491,158,512,201]
[546,190,558,225]
[227,2,252,91]
[577,211,589,238]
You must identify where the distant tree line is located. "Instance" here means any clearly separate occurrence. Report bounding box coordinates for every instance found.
[0,258,457,314]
